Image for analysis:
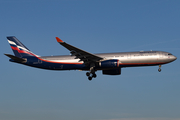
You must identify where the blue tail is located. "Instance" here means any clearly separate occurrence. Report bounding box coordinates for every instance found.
[7,36,38,58]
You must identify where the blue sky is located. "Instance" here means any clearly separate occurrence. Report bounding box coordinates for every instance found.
[0,0,180,120]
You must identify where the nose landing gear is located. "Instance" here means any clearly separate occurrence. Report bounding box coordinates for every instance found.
[158,65,161,72]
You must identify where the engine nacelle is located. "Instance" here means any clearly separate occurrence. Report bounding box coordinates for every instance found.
[102,68,121,75]
[99,59,119,69]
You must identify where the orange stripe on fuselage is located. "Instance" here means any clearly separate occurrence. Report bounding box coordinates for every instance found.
[11,46,83,65]
[38,57,83,65]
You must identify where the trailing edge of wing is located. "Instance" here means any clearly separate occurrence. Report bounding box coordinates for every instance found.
[55,37,103,63]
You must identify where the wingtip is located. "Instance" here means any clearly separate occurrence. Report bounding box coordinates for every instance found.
[56,37,64,43]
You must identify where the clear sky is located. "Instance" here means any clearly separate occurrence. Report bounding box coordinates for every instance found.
[1,0,180,120]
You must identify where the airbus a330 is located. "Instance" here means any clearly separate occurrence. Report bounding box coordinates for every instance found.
[5,36,177,80]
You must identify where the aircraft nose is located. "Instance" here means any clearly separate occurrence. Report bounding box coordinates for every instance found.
[167,54,177,63]
[172,55,177,61]
[170,55,177,61]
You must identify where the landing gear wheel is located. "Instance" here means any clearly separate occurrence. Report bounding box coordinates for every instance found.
[92,74,97,78]
[86,72,90,76]
[88,76,92,81]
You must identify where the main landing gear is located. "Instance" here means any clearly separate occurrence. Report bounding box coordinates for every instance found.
[158,65,161,72]
[86,63,97,81]
[86,72,97,80]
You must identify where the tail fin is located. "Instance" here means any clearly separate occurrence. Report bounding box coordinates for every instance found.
[7,36,39,58]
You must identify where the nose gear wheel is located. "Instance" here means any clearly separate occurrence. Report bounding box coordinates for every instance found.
[158,65,161,72]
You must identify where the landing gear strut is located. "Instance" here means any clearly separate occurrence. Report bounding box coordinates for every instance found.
[86,63,97,81]
[158,65,161,72]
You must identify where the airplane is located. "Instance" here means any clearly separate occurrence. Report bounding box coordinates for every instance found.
[5,36,177,80]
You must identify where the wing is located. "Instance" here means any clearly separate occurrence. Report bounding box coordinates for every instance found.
[56,37,103,63]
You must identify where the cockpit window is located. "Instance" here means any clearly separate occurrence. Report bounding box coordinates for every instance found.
[168,53,172,55]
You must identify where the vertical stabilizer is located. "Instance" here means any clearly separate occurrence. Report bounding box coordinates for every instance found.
[7,36,38,58]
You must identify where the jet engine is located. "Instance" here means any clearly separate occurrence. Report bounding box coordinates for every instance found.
[102,68,121,75]
[99,59,119,69]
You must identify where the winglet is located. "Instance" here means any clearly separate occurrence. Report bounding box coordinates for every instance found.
[56,37,64,43]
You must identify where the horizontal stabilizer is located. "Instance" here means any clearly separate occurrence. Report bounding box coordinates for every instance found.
[4,54,27,63]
